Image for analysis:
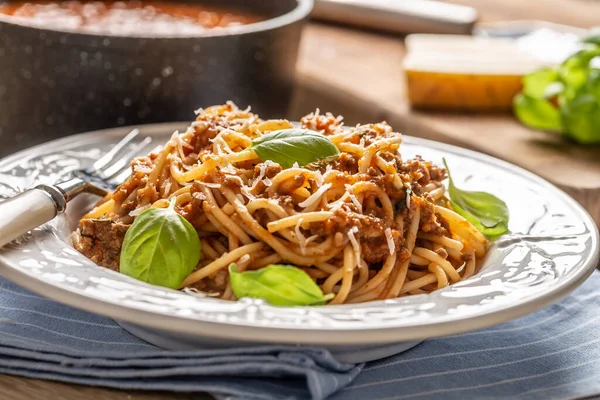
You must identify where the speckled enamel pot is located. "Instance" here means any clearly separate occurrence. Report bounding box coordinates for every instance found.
[0,0,312,156]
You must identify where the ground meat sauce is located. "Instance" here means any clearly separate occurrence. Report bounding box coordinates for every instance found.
[362,234,393,264]
[300,112,343,136]
[330,153,358,174]
[73,219,129,270]
[181,182,208,229]
[74,106,451,274]
[400,156,446,195]
[280,174,306,195]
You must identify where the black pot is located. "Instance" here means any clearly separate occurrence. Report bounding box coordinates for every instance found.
[0,0,313,156]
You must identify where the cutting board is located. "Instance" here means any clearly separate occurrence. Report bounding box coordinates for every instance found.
[291,2,600,225]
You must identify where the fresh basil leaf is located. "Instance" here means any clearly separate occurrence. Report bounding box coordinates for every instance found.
[443,159,509,237]
[513,93,563,132]
[512,29,600,145]
[250,129,340,169]
[229,264,334,306]
[522,68,559,99]
[558,48,600,99]
[449,199,508,237]
[560,91,600,144]
[120,205,201,289]
[588,68,600,102]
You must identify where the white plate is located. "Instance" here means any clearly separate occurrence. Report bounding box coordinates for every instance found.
[0,123,597,360]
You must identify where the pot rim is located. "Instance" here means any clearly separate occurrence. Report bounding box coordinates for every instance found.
[0,0,313,39]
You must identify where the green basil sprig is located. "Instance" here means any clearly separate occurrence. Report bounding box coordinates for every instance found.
[513,27,600,144]
[443,159,509,238]
[513,68,563,132]
[120,203,201,289]
[229,264,334,306]
[250,129,340,169]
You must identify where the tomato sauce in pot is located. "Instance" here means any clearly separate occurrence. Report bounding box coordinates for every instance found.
[0,0,263,35]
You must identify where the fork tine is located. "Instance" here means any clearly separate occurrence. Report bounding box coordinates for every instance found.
[91,128,140,172]
[97,136,153,181]
[107,168,133,189]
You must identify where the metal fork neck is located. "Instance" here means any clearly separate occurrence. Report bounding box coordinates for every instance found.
[55,177,89,202]
[35,184,68,214]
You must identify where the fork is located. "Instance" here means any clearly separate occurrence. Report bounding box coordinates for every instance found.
[0,129,152,248]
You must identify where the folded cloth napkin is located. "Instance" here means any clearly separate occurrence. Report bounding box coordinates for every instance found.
[0,271,599,400]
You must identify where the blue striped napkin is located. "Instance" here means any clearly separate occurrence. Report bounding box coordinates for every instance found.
[0,271,598,400]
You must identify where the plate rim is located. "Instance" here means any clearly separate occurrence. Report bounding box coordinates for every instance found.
[0,122,597,345]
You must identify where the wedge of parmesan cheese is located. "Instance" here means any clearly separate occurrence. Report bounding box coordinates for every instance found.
[403,34,555,111]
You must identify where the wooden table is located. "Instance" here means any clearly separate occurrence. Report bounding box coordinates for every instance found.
[4,0,600,398]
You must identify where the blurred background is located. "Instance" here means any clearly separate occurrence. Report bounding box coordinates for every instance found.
[0,0,599,222]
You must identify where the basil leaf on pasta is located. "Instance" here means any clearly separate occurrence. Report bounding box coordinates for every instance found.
[120,204,201,289]
[228,264,334,306]
[250,128,339,169]
[443,159,509,237]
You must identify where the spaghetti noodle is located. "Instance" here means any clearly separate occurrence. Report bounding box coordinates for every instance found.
[74,103,487,304]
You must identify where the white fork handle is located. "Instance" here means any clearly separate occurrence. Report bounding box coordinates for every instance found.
[0,188,61,248]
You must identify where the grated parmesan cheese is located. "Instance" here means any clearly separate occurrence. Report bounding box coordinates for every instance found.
[347,226,361,268]
[240,185,257,200]
[198,181,222,189]
[322,165,335,183]
[162,179,172,196]
[220,162,237,175]
[313,169,324,187]
[129,204,151,217]
[305,234,319,245]
[227,175,244,186]
[187,120,206,134]
[345,184,363,213]
[168,152,193,171]
[404,183,413,209]
[212,135,233,157]
[249,163,268,190]
[328,192,350,212]
[298,183,331,209]
[133,164,152,174]
[237,254,251,267]
[192,191,206,201]
[295,217,307,255]
[384,227,395,255]
[171,131,186,163]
